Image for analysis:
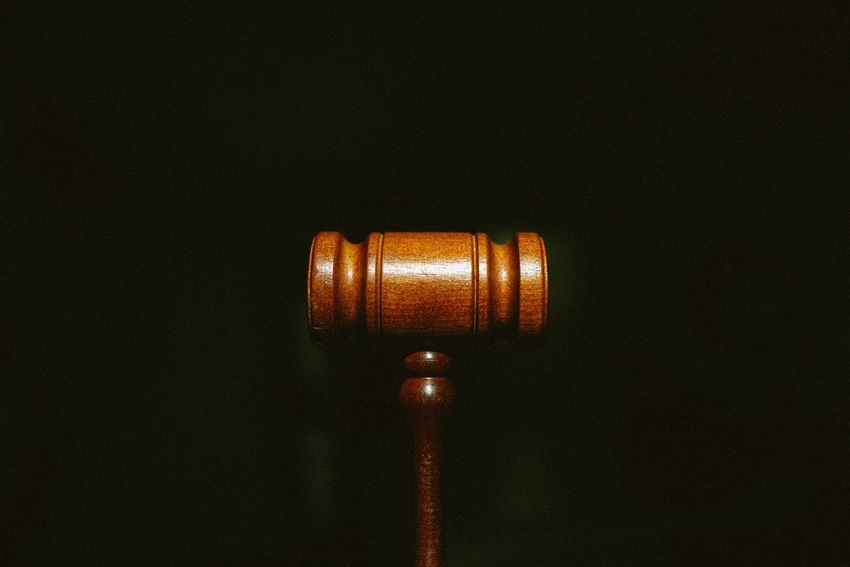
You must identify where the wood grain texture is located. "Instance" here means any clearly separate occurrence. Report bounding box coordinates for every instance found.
[307,231,548,346]
[306,233,548,566]
[401,352,454,567]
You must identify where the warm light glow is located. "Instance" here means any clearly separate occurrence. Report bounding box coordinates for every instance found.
[423,381,436,396]
[382,258,472,279]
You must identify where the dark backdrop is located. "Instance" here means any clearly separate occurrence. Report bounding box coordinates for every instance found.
[3,4,848,565]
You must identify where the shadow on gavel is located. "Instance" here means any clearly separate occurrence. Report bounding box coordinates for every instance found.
[307,232,548,567]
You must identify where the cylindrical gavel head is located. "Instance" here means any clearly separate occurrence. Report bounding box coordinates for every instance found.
[307,232,547,347]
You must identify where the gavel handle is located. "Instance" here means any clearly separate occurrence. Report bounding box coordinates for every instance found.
[401,354,454,567]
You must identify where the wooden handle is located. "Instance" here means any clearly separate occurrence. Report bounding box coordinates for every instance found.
[307,232,548,345]
[401,351,454,567]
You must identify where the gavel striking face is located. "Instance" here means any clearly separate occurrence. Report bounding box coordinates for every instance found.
[307,232,548,566]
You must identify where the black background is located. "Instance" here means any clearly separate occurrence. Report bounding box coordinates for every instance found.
[3,3,848,565]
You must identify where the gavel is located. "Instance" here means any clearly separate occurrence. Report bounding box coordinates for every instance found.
[307,231,548,566]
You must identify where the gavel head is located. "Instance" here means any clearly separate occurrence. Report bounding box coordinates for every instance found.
[307,232,548,349]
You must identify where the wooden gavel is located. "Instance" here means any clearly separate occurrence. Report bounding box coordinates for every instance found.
[307,231,548,566]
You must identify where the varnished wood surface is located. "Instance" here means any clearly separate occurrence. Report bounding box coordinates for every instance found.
[401,352,454,567]
[307,231,548,346]
[306,233,548,566]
